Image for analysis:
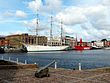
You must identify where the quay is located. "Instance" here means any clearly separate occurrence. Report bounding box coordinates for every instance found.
[0,60,110,83]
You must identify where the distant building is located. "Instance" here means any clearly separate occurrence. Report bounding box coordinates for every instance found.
[63,36,76,47]
[47,36,76,46]
[102,38,110,47]
[0,36,9,47]
[5,33,47,48]
[47,37,62,46]
[91,41,104,47]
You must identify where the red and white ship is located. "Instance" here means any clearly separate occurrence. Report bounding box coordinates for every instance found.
[74,38,91,50]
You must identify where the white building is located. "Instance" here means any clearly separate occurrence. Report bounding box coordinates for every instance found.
[92,41,104,47]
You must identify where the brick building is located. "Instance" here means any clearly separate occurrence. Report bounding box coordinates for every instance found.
[0,36,9,47]
[5,33,47,48]
[102,38,110,47]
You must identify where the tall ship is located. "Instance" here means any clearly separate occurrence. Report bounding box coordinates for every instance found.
[24,12,69,52]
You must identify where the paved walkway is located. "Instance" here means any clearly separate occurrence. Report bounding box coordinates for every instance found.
[0,67,110,83]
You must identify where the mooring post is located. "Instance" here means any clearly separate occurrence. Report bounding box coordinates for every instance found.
[17,58,18,63]
[9,57,10,61]
[55,61,57,69]
[25,60,27,64]
[2,56,3,60]
[79,63,81,71]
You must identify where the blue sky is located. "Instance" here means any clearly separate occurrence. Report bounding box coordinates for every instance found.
[0,0,110,41]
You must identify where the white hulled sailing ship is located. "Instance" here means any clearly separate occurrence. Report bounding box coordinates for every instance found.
[24,12,69,52]
[24,45,69,52]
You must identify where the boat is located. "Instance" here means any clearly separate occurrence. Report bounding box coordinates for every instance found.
[24,44,69,52]
[24,13,69,52]
[103,47,110,50]
[91,45,102,50]
[91,42,103,50]
[74,46,91,50]
[74,38,91,50]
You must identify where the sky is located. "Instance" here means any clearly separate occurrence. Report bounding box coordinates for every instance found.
[0,0,110,41]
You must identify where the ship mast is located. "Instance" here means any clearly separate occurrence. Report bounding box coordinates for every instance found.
[60,20,63,46]
[75,34,78,46]
[50,16,53,46]
[36,10,39,45]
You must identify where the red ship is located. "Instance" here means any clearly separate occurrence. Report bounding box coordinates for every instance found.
[74,38,91,50]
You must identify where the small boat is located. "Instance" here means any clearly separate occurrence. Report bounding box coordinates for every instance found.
[91,45,102,50]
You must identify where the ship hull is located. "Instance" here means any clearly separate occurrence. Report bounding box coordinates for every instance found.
[104,47,110,50]
[24,44,69,52]
[74,46,91,50]
[91,46,102,50]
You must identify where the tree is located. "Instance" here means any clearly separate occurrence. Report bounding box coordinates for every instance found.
[91,40,96,43]
[101,39,107,42]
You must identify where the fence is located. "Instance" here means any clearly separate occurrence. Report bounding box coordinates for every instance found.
[0,56,82,70]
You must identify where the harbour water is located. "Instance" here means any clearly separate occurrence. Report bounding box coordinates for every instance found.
[0,50,110,69]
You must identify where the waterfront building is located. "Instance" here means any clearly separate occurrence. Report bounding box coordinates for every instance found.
[64,36,76,47]
[0,36,9,47]
[91,41,104,47]
[5,33,47,48]
[47,37,62,46]
[47,36,76,47]
[103,38,110,47]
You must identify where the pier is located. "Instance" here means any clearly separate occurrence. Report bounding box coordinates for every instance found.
[0,58,110,83]
[0,63,110,83]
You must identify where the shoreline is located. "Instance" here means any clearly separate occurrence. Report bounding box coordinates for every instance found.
[0,60,110,83]
[0,47,110,54]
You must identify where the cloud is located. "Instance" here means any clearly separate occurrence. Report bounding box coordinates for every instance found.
[3,11,13,17]
[55,2,110,40]
[27,0,62,14]
[102,0,110,6]
[15,10,27,18]
[55,5,107,26]
[42,0,62,12]
[23,19,49,32]
[80,23,103,40]
[55,7,87,25]
[1,0,110,41]
[80,22,110,40]
[3,10,27,18]
[26,0,110,40]
[28,0,42,11]
[23,19,36,28]
[62,25,76,35]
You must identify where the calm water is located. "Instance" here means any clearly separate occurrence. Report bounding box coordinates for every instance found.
[0,50,110,69]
